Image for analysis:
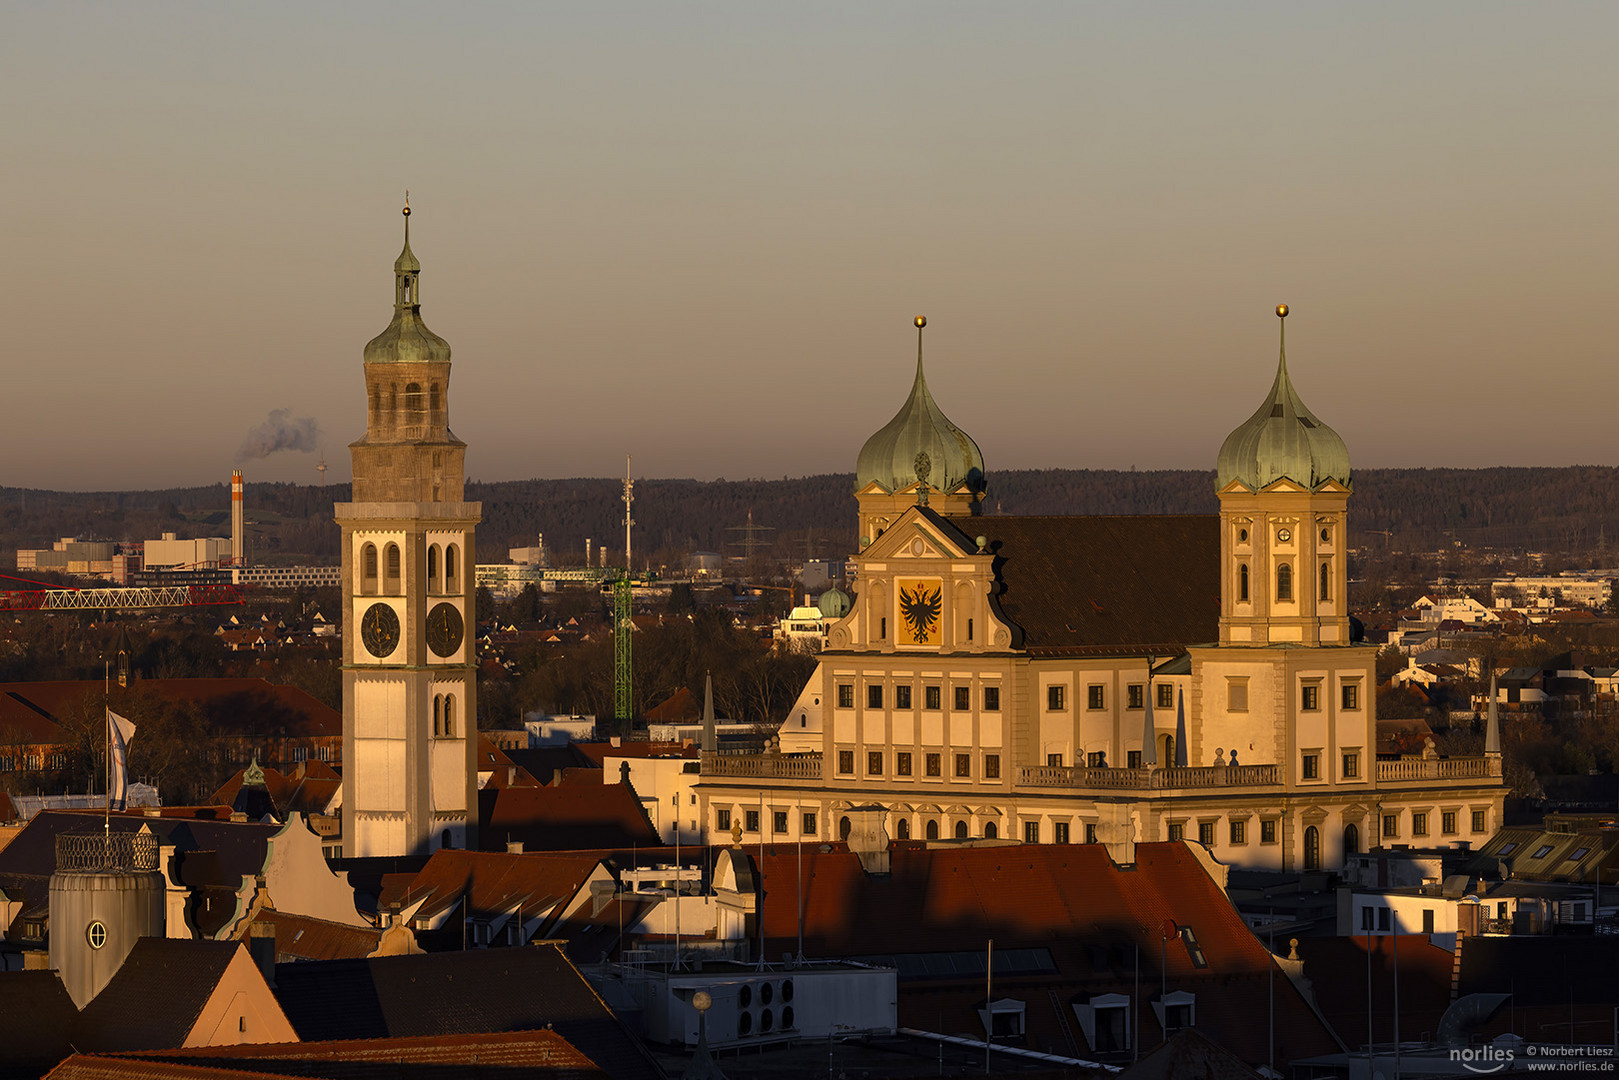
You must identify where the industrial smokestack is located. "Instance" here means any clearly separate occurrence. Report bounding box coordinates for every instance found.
[231,470,245,580]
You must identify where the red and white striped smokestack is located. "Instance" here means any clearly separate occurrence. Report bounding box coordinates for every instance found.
[231,470,244,573]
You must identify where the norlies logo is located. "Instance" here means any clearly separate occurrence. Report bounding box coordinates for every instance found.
[1452,1047,1515,1074]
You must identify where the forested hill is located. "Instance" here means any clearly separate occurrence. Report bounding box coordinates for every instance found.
[5,466,1619,567]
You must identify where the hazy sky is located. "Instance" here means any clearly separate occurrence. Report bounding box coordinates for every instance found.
[4,2,1616,490]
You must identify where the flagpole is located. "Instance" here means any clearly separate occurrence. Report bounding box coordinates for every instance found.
[104,659,110,838]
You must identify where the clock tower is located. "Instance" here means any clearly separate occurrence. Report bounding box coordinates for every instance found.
[336,202,480,858]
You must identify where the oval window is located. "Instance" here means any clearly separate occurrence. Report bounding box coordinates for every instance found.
[87,921,107,949]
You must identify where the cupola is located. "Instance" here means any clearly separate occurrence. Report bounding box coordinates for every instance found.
[856,317,985,499]
[363,197,452,367]
[1215,305,1349,492]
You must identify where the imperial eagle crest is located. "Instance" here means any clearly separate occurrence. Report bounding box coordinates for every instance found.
[898,582,942,644]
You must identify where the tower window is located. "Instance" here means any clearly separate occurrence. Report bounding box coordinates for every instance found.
[361,543,378,594]
[443,695,456,737]
[445,544,459,592]
[1320,562,1331,602]
[385,544,402,592]
[1276,563,1292,601]
[1239,563,1249,602]
[433,695,442,736]
[405,382,424,421]
[427,545,440,592]
[430,382,441,420]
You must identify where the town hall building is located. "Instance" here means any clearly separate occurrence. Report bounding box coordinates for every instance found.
[698,308,1505,871]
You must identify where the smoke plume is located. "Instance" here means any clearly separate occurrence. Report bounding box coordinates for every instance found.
[236,409,321,462]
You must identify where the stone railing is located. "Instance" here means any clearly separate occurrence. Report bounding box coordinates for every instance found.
[56,831,159,873]
[701,752,825,780]
[1377,756,1502,783]
[1017,763,1281,791]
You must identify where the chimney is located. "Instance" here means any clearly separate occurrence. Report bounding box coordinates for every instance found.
[844,805,891,875]
[507,840,525,854]
[230,470,245,577]
[248,921,276,988]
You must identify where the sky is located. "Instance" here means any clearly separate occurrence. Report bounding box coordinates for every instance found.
[3,2,1616,490]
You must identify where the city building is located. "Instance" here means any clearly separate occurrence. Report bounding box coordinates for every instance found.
[336,204,480,857]
[699,310,1506,871]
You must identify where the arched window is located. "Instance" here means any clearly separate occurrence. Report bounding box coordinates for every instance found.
[1159,733,1176,766]
[445,544,460,593]
[429,383,441,420]
[388,384,398,421]
[926,819,939,840]
[954,820,968,839]
[967,617,974,641]
[443,695,455,737]
[1320,562,1331,602]
[404,382,423,422]
[839,816,852,841]
[361,543,378,594]
[1304,825,1321,871]
[1239,563,1249,602]
[427,545,440,593]
[896,818,911,840]
[1343,823,1359,856]
[984,821,998,839]
[1277,563,1293,602]
[369,386,380,424]
[385,543,401,592]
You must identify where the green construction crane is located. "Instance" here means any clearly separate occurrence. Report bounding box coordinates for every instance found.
[613,574,632,733]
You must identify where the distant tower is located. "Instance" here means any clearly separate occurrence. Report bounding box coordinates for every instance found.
[335,200,481,858]
[50,828,164,1007]
[316,455,329,485]
[854,317,985,549]
[1214,306,1352,645]
[230,470,245,575]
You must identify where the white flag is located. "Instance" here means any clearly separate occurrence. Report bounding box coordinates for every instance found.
[107,709,137,811]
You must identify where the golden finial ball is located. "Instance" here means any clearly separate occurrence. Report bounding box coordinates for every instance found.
[915,316,927,328]
[402,205,411,217]
[1275,304,1288,318]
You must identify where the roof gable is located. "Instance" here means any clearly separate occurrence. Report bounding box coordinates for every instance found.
[860,507,973,561]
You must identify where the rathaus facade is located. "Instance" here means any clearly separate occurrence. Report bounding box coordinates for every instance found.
[698,310,1505,871]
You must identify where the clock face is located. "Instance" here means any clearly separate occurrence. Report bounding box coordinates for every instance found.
[1276,528,1292,543]
[426,602,464,658]
[360,602,400,658]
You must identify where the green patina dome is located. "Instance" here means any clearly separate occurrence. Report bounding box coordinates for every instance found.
[1216,320,1350,491]
[364,211,451,366]
[856,332,985,497]
[816,587,851,619]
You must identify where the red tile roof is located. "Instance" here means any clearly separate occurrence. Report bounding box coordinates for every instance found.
[738,840,1339,1063]
[233,908,380,962]
[45,1056,329,1080]
[381,847,607,926]
[209,759,341,815]
[116,1028,606,1080]
[477,770,660,853]
[1,679,340,739]
[644,686,699,723]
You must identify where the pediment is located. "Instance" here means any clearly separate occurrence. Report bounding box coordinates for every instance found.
[860,508,971,561]
[1314,478,1351,494]
[1258,478,1308,495]
[856,480,894,497]
[1217,479,1257,496]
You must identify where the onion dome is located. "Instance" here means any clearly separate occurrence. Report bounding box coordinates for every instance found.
[1216,305,1350,491]
[816,587,851,619]
[364,200,452,366]
[856,317,986,497]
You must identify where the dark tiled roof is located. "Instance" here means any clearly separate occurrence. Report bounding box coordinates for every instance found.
[1298,935,1453,1052]
[118,1028,606,1080]
[236,909,380,962]
[939,514,1220,655]
[506,745,597,784]
[478,771,660,853]
[644,687,699,723]
[0,811,278,926]
[210,759,341,818]
[0,969,78,1079]
[74,939,245,1052]
[576,741,697,764]
[271,943,662,1080]
[1116,1029,1264,1080]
